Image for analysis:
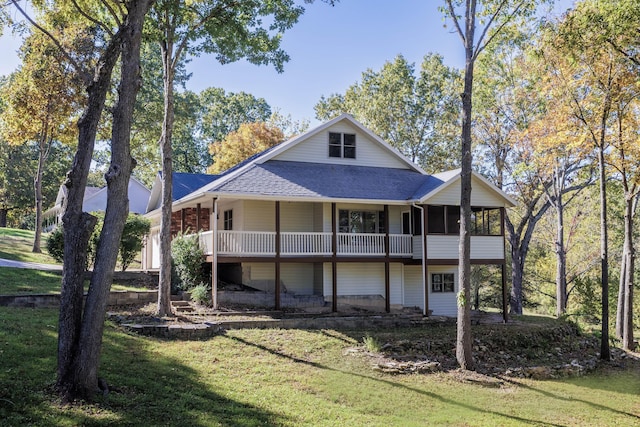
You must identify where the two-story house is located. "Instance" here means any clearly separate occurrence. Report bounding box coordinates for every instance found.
[144,114,515,317]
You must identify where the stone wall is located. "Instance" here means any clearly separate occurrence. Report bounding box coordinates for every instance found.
[0,290,158,308]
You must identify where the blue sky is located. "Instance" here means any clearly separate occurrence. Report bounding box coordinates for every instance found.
[0,0,574,127]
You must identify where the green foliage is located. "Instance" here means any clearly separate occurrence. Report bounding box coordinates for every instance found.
[45,226,64,263]
[46,214,149,271]
[362,334,380,353]
[189,283,210,306]
[199,87,272,148]
[119,215,151,271]
[171,232,205,292]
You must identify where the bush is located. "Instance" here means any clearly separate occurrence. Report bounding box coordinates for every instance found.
[46,226,65,262]
[190,283,211,306]
[171,232,205,292]
[46,213,150,271]
[119,215,150,271]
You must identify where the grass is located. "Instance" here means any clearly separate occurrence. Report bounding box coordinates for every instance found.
[0,307,638,426]
[0,228,149,294]
[0,267,143,294]
[0,228,59,265]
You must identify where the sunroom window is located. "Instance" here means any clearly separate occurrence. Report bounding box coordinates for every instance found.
[427,205,501,235]
[329,132,356,159]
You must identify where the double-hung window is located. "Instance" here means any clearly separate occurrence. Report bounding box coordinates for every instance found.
[329,132,356,159]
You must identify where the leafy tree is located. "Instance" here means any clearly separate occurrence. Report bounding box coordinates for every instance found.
[472,39,557,316]
[9,0,153,401]
[442,0,547,370]
[314,54,461,172]
[200,87,272,148]
[0,27,81,251]
[145,0,323,316]
[565,0,640,354]
[268,109,310,139]
[207,122,285,174]
[545,5,638,359]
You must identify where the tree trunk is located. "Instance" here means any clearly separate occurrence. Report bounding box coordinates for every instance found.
[597,144,610,361]
[0,209,7,227]
[157,39,176,317]
[56,0,152,401]
[622,195,635,351]
[32,136,47,253]
[616,245,626,339]
[57,40,121,401]
[73,3,147,398]
[456,1,476,371]
[509,235,524,315]
[505,198,551,315]
[555,189,567,317]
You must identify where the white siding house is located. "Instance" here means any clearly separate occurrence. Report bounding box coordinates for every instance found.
[144,114,515,317]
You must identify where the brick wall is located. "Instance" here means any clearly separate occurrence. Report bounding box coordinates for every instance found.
[171,207,210,236]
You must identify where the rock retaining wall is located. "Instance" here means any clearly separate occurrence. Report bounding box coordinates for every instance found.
[0,290,158,308]
[121,314,424,339]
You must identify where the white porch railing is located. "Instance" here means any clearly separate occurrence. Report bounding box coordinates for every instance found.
[195,231,413,257]
[281,232,332,255]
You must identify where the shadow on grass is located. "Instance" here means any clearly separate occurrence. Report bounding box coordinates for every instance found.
[225,334,565,426]
[0,308,291,427]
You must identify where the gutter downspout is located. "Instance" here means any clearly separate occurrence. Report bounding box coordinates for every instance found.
[412,203,427,316]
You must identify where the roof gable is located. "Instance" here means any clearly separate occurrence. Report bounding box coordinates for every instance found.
[267,115,421,171]
[417,169,516,207]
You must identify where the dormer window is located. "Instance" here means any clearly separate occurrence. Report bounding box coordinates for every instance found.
[329,132,356,159]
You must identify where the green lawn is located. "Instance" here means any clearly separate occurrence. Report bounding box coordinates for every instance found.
[0,228,147,294]
[0,228,59,265]
[0,267,146,294]
[0,307,638,426]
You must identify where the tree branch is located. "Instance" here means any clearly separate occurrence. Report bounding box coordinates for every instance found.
[70,0,114,37]
[445,0,466,46]
[9,0,91,84]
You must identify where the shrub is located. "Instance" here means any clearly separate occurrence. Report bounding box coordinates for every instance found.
[363,334,381,353]
[119,215,150,271]
[190,283,211,306]
[46,226,65,263]
[171,232,205,292]
[46,213,150,271]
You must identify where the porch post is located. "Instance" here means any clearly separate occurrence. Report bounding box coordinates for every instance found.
[196,203,201,231]
[384,204,390,313]
[501,207,508,323]
[331,202,337,312]
[181,208,186,233]
[212,198,218,310]
[275,201,281,310]
[422,205,429,316]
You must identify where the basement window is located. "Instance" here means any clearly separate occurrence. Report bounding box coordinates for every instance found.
[431,273,455,293]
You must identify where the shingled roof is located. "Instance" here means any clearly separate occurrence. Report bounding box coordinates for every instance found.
[210,160,430,201]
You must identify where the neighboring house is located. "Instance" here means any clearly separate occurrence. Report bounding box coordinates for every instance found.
[143,114,515,316]
[43,176,151,231]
